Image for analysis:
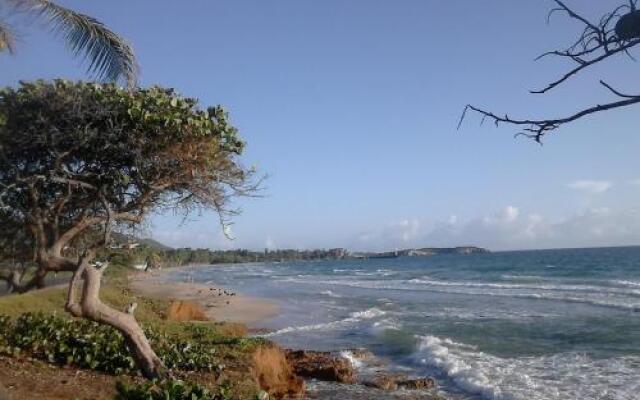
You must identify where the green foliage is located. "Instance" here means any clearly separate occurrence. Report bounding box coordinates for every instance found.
[0,313,224,375]
[0,79,256,269]
[114,379,226,400]
[139,246,348,267]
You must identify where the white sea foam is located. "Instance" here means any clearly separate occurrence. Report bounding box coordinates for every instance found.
[349,307,386,319]
[611,279,640,288]
[371,318,402,332]
[281,277,640,312]
[354,269,397,277]
[413,335,640,400]
[408,277,640,296]
[320,290,342,298]
[500,274,548,281]
[260,307,386,337]
[339,351,363,368]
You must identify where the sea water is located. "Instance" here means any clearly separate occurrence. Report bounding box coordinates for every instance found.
[169,247,640,400]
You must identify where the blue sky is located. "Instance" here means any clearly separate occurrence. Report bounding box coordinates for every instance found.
[2,0,640,251]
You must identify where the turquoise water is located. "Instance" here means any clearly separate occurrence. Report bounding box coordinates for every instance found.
[172,247,640,399]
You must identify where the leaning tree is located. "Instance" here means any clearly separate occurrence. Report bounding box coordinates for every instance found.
[0,80,259,377]
[460,0,640,141]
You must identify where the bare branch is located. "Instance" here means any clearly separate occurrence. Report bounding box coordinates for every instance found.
[461,95,640,142]
[532,39,640,94]
[552,0,600,33]
[599,80,638,98]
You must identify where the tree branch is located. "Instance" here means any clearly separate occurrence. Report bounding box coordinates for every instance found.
[532,39,640,94]
[460,95,640,142]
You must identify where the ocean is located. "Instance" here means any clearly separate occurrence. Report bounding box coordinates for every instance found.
[168,247,640,400]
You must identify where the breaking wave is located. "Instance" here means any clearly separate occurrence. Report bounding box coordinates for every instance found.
[412,335,640,400]
[281,277,640,312]
[261,307,386,337]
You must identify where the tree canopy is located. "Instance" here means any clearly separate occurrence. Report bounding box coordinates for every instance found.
[0,80,257,289]
[0,80,259,377]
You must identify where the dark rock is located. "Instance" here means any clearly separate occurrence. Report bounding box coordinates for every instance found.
[363,375,401,390]
[286,350,357,384]
[398,377,437,390]
[364,375,437,391]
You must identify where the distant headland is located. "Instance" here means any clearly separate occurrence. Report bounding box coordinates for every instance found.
[351,246,489,259]
[111,234,489,265]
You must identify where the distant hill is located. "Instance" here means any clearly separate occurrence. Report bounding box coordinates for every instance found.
[110,233,172,251]
[410,246,489,256]
[352,246,489,259]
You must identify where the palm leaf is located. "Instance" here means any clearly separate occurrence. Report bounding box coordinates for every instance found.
[9,0,138,87]
[0,21,16,54]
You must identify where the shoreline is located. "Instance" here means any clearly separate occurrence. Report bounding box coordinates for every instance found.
[129,266,280,326]
[131,265,449,400]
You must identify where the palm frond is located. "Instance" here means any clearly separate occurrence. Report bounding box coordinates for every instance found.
[9,0,138,87]
[0,21,17,54]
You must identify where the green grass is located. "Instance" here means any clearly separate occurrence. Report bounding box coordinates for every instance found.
[0,285,67,316]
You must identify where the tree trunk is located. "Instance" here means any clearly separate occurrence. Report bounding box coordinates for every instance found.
[65,258,166,379]
[1,269,44,294]
[5,251,82,294]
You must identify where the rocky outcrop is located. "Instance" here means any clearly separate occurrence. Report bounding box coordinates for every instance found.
[285,350,357,384]
[364,375,400,390]
[364,375,437,391]
[398,377,437,390]
[284,348,439,397]
[251,345,305,399]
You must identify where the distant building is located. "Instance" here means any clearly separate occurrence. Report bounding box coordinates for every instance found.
[109,242,140,250]
[328,248,348,259]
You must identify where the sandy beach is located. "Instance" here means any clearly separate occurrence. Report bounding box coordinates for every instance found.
[130,267,279,326]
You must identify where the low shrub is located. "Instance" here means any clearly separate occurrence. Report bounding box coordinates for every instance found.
[115,379,222,400]
[0,312,224,375]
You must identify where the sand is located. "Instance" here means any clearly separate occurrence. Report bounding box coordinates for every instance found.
[129,268,279,326]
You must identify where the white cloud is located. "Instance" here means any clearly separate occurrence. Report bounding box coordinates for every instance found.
[567,180,611,194]
[355,218,422,250]
[630,179,640,186]
[425,206,640,250]
[265,236,275,249]
[447,214,459,225]
[353,205,640,252]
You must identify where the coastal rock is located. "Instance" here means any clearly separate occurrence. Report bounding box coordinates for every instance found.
[397,377,437,390]
[251,345,306,399]
[364,375,400,390]
[286,350,357,384]
[364,375,437,391]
